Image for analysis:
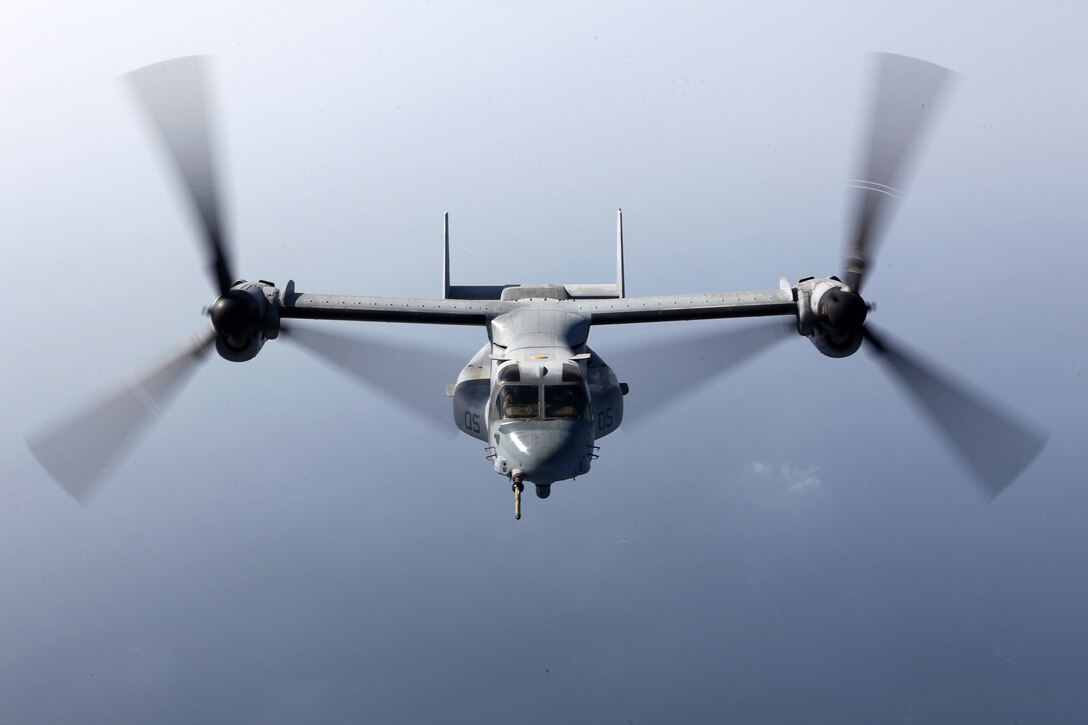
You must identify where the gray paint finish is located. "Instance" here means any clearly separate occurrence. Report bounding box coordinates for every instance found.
[2,2,1086,724]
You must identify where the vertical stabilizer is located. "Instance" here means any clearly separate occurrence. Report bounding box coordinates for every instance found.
[443,212,451,298]
[616,208,626,298]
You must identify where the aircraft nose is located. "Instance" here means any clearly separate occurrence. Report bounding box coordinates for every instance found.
[495,420,591,484]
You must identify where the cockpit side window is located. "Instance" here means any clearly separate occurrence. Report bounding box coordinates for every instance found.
[544,385,588,420]
[499,384,539,419]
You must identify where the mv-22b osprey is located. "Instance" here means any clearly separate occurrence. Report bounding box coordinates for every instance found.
[28,54,1047,519]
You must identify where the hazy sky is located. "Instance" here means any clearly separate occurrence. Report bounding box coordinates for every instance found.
[2,2,1086,723]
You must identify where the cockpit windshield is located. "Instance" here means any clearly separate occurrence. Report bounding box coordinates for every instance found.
[499,385,539,419]
[497,384,588,421]
[544,385,588,420]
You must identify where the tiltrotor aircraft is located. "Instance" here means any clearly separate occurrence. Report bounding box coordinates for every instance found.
[28,54,1047,519]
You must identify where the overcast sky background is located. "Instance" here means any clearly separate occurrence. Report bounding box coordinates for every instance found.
[2,1,1086,723]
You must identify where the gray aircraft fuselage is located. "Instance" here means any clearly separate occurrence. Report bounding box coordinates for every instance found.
[450,296,625,499]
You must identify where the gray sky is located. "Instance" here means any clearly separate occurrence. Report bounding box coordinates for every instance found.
[2,1,1087,723]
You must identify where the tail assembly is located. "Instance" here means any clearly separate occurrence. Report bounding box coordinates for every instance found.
[442,210,626,301]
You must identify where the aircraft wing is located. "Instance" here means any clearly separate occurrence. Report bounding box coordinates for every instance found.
[281,288,798,327]
[281,291,508,326]
[571,288,796,325]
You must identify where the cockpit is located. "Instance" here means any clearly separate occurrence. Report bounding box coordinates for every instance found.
[489,361,596,501]
[497,384,588,421]
[494,361,590,421]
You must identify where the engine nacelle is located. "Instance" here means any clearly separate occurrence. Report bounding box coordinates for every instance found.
[806,326,864,358]
[215,332,267,362]
[210,280,281,362]
[795,277,867,359]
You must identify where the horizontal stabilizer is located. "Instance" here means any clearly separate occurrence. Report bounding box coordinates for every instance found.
[564,283,623,299]
[445,283,622,301]
[445,284,511,300]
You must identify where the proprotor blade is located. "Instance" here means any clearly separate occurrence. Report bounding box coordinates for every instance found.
[281,323,465,432]
[27,329,217,503]
[610,319,793,425]
[125,56,234,295]
[844,54,954,293]
[864,327,1047,497]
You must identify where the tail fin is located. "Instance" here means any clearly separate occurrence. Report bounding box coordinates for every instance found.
[616,207,625,298]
